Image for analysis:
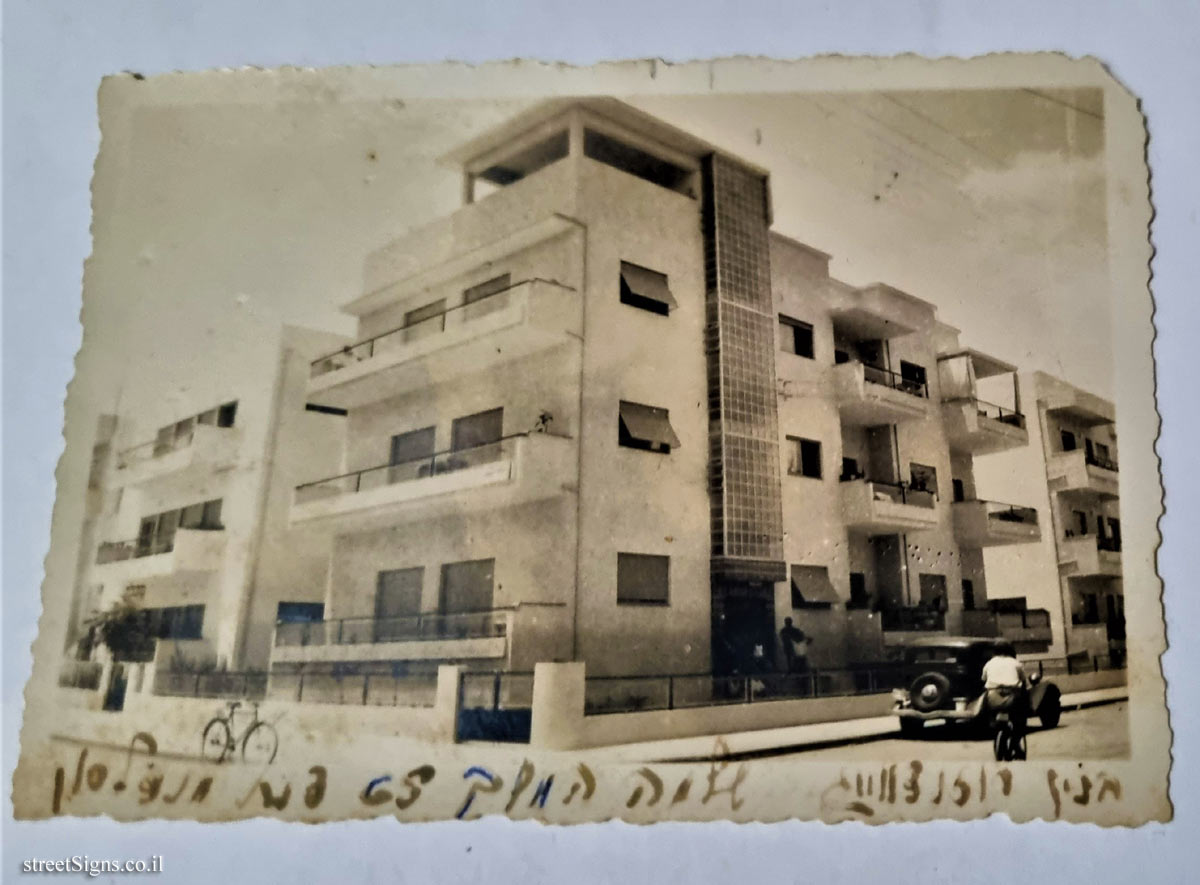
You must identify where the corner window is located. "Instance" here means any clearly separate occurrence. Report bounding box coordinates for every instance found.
[1061,429,1077,452]
[463,273,512,320]
[583,129,694,195]
[217,401,238,428]
[786,436,822,478]
[619,261,677,316]
[200,499,223,530]
[790,565,838,608]
[617,553,669,605]
[618,401,680,454]
[779,315,814,359]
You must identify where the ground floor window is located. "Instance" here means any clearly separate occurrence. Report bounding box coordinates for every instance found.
[616,553,669,605]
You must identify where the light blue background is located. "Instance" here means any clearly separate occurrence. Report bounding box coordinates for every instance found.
[4,1,1198,881]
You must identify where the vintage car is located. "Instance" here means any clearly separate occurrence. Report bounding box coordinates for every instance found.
[892,637,1062,737]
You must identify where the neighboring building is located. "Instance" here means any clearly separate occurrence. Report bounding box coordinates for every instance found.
[271,97,1051,702]
[978,371,1123,664]
[62,324,346,703]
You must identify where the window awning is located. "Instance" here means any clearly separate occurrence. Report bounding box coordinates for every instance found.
[619,401,681,449]
[791,566,839,605]
[620,262,678,311]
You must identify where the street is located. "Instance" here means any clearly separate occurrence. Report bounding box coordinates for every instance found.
[776,700,1129,761]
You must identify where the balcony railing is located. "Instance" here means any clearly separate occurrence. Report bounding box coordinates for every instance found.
[153,670,268,700]
[58,659,103,691]
[840,476,937,509]
[995,609,1051,631]
[969,398,1026,429]
[880,607,946,632]
[858,363,929,399]
[1085,451,1119,472]
[274,609,511,648]
[309,278,554,379]
[294,433,529,506]
[981,500,1039,525]
[269,669,439,707]
[95,526,223,564]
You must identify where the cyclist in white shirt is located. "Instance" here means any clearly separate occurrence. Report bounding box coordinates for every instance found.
[982,644,1030,724]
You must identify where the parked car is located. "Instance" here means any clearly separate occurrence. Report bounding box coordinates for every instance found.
[892,637,1062,737]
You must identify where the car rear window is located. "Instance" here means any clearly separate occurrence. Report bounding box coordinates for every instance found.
[909,648,960,664]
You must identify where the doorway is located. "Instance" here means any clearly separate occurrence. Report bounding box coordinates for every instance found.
[711,582,776,676]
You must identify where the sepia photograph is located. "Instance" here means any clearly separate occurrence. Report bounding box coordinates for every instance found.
[10,54,1167,829]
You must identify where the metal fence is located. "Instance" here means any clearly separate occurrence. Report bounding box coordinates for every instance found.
[583,667,906,716]
[972,398,1026,429]
[274,609,510,647]
[1026,654,1127,677]
[458,671,535,711]
[58,660,103,691]
[859,363,929,399]
[267,670,438,708]
[153,670,268,700]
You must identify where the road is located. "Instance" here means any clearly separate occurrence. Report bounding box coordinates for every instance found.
[775,701,1129,761]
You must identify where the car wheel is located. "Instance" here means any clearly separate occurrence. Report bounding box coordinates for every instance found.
[899,718,924,738]
[908,672,952,713]
[1039,697,1062,729]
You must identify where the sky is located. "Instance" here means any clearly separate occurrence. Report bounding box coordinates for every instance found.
[75,81,1110,444]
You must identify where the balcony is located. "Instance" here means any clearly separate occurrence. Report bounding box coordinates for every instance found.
[962,608,1053,647]
[840,478,939,535]
[1047,449,1119,499]
[114,425,239,487]
[832,361,930,426]
[271,609,513,665]
[290,432,574,531]
[941,398,1028,454]
[94,528,227,584]
[307,279,581,410]
[1058,534,1122,578]
[881,607,945,633]
[952,499,1041,547]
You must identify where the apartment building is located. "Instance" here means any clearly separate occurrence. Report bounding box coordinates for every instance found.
[978,371,1123,663]
[269,96,1053,703]
[62,324,346,705]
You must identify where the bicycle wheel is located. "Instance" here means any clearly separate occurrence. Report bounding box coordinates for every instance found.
[992,727,1007,762]
[241,720,279,765]
[201,718,233,763]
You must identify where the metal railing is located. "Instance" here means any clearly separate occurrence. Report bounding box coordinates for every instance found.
[1026,653,1126,677]
[1096,535,1122,553]
[859,362,929,399]
[842,476,937,509]
[154,670,268,700]
[1085,451,1119,472]
[980,500,1039,525]
[459,671,535,710]
[308,278,570,379]
[996,609,1052,631]
[58,660,103,691]
[96,536,175,563]
[269,669,438,707]
[293,433,527,506]
[274,608,511,647]
[880,607,946,632]
[583,667,907,716]
[970,398,1026,429]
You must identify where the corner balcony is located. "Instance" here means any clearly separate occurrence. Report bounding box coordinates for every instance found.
[271,609,513,666]
[962,608,1053,647]
[1047,449,1119,499]
[952,499,1041,547]
[840,478,939,535]
[832,361,930,426]
[94,528,227,585]
[941,398,1028,454]
[1058,534,1122,578]
[114,425,240,488]
[290,432,574,532]
[307,279,581,410]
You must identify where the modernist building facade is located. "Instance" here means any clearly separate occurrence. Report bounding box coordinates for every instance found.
[267,97,1061,702]
[61,325,347,702]
[978,371,1123,662]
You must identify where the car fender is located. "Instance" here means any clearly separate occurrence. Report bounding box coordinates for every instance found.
[1030,680,1060,712]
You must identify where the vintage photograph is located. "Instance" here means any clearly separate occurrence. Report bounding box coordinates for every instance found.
[12,56,1167,825]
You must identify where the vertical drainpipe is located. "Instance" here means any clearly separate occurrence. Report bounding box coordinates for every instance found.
[566,112,587,662]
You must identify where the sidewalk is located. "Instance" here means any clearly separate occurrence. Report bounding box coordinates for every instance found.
[585,686,1129,763]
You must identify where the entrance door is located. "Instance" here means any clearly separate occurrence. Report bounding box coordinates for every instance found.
[103,663,128,712]
[712,583,776,676]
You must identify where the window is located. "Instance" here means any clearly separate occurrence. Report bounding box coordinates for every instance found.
[841,457,864,481]
[439,559,495,614]
[616,553,669,605]
[403,298,446,342]
[1108,517,1122,547]
[952,478,965,503]
[790,565,838,608]
[451,408,504,452]
[848,572,869,609]
[1096,514,1107,539]
[619,262,677,315]
[1096,442,1111,461]
[179,502,206,529]
[390,426,436,470]
[155,509,179,549]
[962,579,976,611]
[136,516,158,556]
[197,408,218,426]
[217,401,238,428]
[779,315,814,358]
[477,130,568,186]
[200,499,223,530]
[151,605,205,640]
[786,436,822,478]
[918,574,948,609]
[1074,510,1089,536]
[277,602,324,624]
[1061,429,1077,452]
[462,273,512,320]
[618,401,681,454]
[583,129,693,194]
[899,360,927,395]
[376,568,424,640]
[909,463,938,497]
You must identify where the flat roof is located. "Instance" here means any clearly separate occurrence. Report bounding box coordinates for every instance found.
[937,347,1019,378]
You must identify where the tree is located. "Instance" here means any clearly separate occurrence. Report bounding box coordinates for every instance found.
[84,591,156,662]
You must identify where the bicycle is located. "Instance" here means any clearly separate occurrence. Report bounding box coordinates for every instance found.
[201,701,279,764]
[991,709,1028,762]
